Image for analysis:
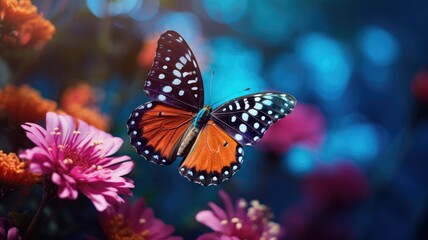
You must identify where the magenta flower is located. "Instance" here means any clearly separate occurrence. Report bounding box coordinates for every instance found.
[20,112,135,212]
[99,197,182,240]
[282,162,370,240]
[257,103,325,156]
[0,217,21,240]
[196,190,283,240]
[302,161,370,209]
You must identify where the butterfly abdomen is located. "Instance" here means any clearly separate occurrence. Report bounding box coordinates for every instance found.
[177,126,200,156]
[177,105,212,156]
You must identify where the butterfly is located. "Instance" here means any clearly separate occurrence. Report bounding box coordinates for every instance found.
[127,30,296,186]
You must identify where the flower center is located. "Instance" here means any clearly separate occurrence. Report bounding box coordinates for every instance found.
[105,214,150,240]
[50,128,104,173]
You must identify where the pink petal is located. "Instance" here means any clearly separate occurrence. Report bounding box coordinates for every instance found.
[52,173,78,199]
[196,210,224,232]
[21,123,48,149]
[6,227,20,240]
[219,190,235,218]
[107,161,134,176]
[208,202,227,221]
[79,184,113,212]
[99,155,131,167]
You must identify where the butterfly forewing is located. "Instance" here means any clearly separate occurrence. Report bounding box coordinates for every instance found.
[127,101,194,165]
[211,92,296,145]
[144,31,204,113]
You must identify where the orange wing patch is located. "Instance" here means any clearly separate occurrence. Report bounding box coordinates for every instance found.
[128,101,194,165]
[179,120,244,186]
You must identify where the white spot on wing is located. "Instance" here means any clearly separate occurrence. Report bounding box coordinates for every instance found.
[180,56,187,64]
[239,124,247,133]
[179,90,185,96]
[249,109,258,116]
[254,103,263,110]
[172,79,181,85]
[158,94,166,101]
[235,102,241,110]
[173,70,181,78]
[176,62,183,70]
[162,86,172,93]
[263,100,273,106]
[242,113,249,121]
[244,103,250,109]
[235,134,243,141]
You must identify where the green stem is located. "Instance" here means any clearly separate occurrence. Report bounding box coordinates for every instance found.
[24,184,51,238]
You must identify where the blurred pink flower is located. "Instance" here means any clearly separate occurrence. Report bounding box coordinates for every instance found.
[0,217,21,240]
[99,198,182,240]
[282,162,369,240]
[302,161,370,209]
[20,112,134,212]
[411,70,428,103]
[196,190,283,240]
[257,103,325,156]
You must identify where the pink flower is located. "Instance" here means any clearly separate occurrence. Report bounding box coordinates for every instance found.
[257,103,325,156]
[282,162,369,240]
[0,217,21,240]
[196,190,283,240]
[411,70,428,103]
[20,112,135,212]
[99,198,182,240]
[302,161,370,209]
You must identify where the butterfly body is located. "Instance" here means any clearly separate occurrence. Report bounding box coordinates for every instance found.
[177,105,212,156]
[128,30,296,186]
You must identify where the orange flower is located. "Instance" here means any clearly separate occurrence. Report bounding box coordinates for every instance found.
[60,83,110,131]
[0,150,40,187]
[0,0,55,49]
[137,33,159,69]
[0,84,57,124]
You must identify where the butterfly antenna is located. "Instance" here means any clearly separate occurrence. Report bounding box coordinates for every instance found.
[211,87,251,108]
[208,70,214,105]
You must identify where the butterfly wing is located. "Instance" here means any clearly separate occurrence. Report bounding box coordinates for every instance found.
[211,92,296,145]
[127,101,194,165]
[144,30,204,112]
[179,120,243,186]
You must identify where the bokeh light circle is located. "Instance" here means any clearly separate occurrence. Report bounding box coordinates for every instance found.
[202,0,248,23]
[359,26,399,66]
[298,33,352,100]
[86,0,141,18]
[155,12,201,41]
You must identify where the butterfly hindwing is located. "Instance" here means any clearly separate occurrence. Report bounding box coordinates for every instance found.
[179,120,243,186]
[144,31,204,112]
[127,101,194,165]
[211,92,296,146]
